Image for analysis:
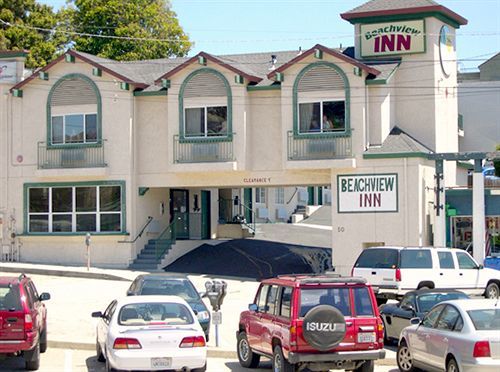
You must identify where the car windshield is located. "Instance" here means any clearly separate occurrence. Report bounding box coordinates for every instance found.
[299,287,351,317]
[417,292,468,313]
[140,279,199,301]
[354,249,398,269]
[118,302,194,326]
[0,284,22,311]
[467,309,500,331]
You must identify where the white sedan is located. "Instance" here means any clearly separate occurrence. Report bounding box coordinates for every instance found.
[397,299,500,372]
[92,295,207,371]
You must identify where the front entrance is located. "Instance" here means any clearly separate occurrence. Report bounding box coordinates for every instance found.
[201,190,211,239]
[170,189,189,239]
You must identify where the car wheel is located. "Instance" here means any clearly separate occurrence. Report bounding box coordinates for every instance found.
[485,283,499,299]
[272,345,296,372]
[24,340,40,371]
[353,360,374,372]
[192,364,207,372]
[397,340,416,372]
[237,331,260,368]
[96,339,105,362]
[40,328,47,354]
[446,357,459,372]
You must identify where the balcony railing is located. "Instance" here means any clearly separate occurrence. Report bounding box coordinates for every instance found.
[287,131,352,160]
[174,135,234,163]
[38,141,107,169]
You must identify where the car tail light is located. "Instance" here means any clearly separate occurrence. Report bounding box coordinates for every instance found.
[473,341,491,358]
[395,268,402,282]
[290,320,298,348]
[377,320,384,346]
[179,336,206,348]
[113,338,142,349]
[24,313,33,331]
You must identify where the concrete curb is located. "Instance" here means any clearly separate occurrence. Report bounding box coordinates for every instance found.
[0,265,131,282]
[47,341,397,365]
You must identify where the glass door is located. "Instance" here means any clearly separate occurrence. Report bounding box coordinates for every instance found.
[170,189,189,239]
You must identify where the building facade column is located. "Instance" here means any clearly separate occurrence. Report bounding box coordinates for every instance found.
[434,159,446,247]
[472,159,486,263]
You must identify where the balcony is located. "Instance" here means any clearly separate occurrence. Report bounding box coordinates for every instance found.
[287,131,352,160]
[38,141,107,169]
[174,135,234,163]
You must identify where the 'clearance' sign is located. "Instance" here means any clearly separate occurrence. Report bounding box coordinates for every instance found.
[360,20,425,57]
[337,174,398,213]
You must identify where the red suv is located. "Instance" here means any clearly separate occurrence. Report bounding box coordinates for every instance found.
[0,274,50,370]
[236,274,385,372]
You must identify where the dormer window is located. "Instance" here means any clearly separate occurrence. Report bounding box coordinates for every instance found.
[299,101,345,134]
[185,106,227,137]
[51,113,98,144]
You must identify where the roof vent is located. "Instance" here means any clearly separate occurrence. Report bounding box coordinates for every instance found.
[269,54,277,71]
[297,47,302,56]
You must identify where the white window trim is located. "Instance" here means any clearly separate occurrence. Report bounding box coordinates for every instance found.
[297,99,346,135]
[255,187,266,204]
[51,112,98,145]
[275,187,285,205]
[28,186,122,233]
[184,105,228,138]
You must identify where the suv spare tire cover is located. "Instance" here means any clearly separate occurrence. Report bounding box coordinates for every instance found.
[302,305,346,351]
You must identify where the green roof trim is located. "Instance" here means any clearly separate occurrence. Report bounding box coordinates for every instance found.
[246,85,281,91]
[457,161,473,170]
[133,90,168,97]
[366,63,400,85]
[347,12,462,29]
[0,51,27,58]
[363,152,430,159]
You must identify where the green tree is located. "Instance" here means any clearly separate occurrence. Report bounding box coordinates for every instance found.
[69,0,192,61]
[0,0,69,68]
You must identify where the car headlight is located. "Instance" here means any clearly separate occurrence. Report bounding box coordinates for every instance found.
[197,311,210,322]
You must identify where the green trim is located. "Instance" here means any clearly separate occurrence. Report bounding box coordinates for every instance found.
[18,232,129,237]
[65,54,75,63]
[293,61,351,137]
[39,71,49,80]
[234,74,244,84]
[447,189,494,197]
[178,134,234,144]
[46,73,102,149]
[363,152,430,159]
[457,161,473,170]
[198,56,207,65]
[92,67,102,77]
[0,51,27,58]
[336,173,399,214]
[359,19,427,59]
[161,79,171,89]
[246,85,281,91]
[366,62,400,85]
[12,89,23,97]
[120,82,129,90]
[348,12,462,29]
[353,66,362,77]
[23,180,126,235]
[138,187,150,196]
[178,68,233,140]
[133,90,168,97]
[275,72,284,82]
[314,49,323,59]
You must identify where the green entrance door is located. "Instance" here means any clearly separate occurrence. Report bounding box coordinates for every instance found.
[201,190,211,239]
[307,187,315,205]
[170,189,189,239]
[244,188,253,223]
[318,186,323,205]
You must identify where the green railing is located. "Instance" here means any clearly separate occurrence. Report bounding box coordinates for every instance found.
[287,131,352,160]
[173,134,234,163]
[155,220,177,260]
[38,141,107,169]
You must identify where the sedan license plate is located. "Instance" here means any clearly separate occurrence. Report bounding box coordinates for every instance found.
[357,332,376,343]
[151,357,171,369]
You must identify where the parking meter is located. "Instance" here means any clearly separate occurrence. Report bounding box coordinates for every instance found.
[205,280,227,311]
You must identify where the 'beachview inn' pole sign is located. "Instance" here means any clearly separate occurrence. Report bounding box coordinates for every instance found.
[337,174,398,213]
[360,20,425,57]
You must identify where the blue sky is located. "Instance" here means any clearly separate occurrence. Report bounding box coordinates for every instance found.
[38,0,499,70]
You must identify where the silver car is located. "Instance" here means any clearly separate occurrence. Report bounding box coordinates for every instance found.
[397,299,500,372]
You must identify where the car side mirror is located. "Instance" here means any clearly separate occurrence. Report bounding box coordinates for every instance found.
[39,292,50,301]
[410,317,421,325]
[91,311,103,318]
[478,264,484,270]
[126,290,134,296]
[248,303,258,312]
[199,291,207,298]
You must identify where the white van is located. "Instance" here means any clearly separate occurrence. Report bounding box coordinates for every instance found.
[351,246,500,303]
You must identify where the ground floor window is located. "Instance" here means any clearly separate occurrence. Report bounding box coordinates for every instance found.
[275,187,285,204]
[255,188,266,204]
[26,183,124,233]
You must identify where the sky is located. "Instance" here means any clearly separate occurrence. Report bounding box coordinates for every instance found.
[37,0,500,71]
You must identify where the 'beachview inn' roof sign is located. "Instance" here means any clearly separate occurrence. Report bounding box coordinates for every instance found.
[360,20,425,57]
[337,174,398,213]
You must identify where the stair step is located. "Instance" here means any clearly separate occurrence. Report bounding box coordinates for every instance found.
[129,263,159,270]
[133,258,161,264]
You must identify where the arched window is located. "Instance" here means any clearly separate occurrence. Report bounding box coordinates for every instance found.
[178,68,232,140]
[47,74,101,146]
[293,62,350,136]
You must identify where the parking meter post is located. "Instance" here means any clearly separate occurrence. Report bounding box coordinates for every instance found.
[85,233,91,271]
[204,280,227,347]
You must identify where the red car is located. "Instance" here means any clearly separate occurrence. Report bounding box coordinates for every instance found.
[236,274,385,372]
[0,274,50,370]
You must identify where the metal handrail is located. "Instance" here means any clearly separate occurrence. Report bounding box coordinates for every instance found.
[118,216,153,243]
[155,219,177,259]
[239,203,256,234]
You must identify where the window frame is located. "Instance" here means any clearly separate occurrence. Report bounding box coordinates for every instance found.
[51,112,98,145]
[275,187,285,205]
[297,99,346,135]
[47,73,102,148]
[24,181,126,235]
[183,105,228,139]
[255,188,266,204]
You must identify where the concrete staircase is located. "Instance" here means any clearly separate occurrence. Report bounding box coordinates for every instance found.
[128,239,172,271]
